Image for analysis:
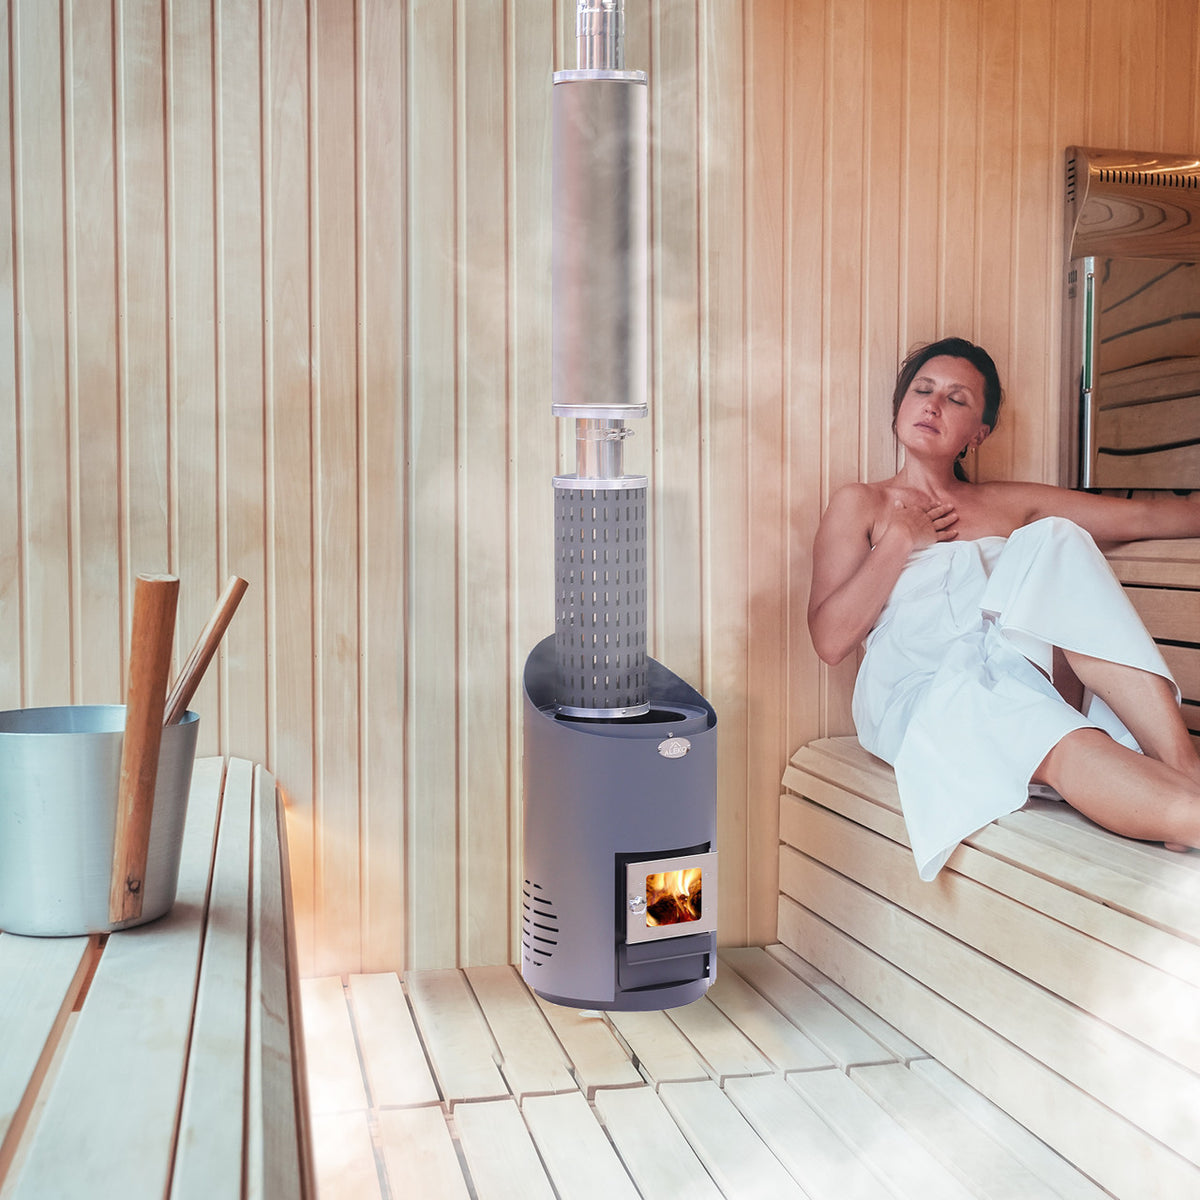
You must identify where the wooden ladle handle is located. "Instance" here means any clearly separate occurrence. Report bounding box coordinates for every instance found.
[110,573,179,924]
[163,576,249,726]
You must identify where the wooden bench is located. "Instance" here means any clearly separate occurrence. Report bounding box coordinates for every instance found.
[1105,538,1200,752]
[779,734,1200,1200]
[0,756,314,1199]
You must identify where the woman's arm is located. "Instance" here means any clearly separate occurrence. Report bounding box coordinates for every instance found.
[807,483,955,665]
[1005,482,1200,545]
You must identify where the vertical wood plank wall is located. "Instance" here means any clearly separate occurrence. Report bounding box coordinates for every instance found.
[3,0,1199,977]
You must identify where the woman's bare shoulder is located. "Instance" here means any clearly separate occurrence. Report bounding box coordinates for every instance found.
[825,480,889,518]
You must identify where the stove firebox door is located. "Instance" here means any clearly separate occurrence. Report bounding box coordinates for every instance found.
[624,851,718,945]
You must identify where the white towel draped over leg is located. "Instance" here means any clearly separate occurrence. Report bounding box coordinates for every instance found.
[852,516,1179,880]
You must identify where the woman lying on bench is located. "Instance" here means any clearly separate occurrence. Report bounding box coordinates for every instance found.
[808,336,1200,879]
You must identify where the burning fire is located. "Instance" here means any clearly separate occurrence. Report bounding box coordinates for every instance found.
[645,868,702,926]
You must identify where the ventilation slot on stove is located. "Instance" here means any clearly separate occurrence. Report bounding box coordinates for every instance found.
[522,881,559,965]
[1096,167,1199,189]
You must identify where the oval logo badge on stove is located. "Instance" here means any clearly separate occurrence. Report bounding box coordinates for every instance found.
[657,736,691,759]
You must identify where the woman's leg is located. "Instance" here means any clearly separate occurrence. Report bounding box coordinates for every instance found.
[1034,728,1200,851]
[1051,647,1085,711]
[1061,650,1200,782]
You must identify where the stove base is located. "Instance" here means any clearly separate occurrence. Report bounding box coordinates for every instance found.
[531,971,712,1013]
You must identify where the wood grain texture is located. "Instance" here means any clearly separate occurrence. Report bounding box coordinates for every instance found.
[4,0,1200,974]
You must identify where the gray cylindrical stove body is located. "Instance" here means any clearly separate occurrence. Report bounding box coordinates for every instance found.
[521,636,717,1010]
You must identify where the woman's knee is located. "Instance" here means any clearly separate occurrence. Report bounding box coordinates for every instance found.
[1032,728,1110,791]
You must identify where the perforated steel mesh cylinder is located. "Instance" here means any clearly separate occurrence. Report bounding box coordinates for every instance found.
[554,483,648,716]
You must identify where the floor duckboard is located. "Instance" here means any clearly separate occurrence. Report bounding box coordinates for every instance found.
[301,948,1110,1200]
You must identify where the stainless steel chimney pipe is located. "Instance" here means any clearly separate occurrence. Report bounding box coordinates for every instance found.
[552,0,648,441]
[550,0,650,716]
[576,0,624,71]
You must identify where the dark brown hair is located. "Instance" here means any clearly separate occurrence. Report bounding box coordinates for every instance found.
[891,337,1004,480]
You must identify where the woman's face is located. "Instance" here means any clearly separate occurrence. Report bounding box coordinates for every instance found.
[895,355,991,459]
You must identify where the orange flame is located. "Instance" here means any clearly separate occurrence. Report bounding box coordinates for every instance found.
[645,868,702,926]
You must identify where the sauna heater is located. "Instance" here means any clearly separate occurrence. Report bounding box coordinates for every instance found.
[521,0,718,1011]
[1061,146,1200,490]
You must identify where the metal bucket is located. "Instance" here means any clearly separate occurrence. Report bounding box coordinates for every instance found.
[0,705,199,936]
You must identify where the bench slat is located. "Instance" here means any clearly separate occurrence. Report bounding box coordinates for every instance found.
[784,762,907,842]
[9,755,224,1199]
[272,768,316,1200]
[170,757,253,1200]
[0,934,95,1178]
[248,764,310,1200]
[1016,798,1200,895]
[830,810,1200,989]
[1126,584,1200,645]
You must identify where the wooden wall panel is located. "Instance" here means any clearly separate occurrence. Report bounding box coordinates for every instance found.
[3,0,1200,975]
[14,0,72,708]
[743,0,790,950]
[405,0,460,970]
[0,0,16,707]
[458,0,512,970]
[359,0,406,977]
[311,0,362,978]
[698,0,750,946]
[68,2,123,707]
[507,0,557,969]
[216,0,270,764]
[649,0,703,682]
[263,0,319,972]
[167,0,220,740]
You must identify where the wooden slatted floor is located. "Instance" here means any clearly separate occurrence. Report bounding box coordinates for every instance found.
[300,946,1111,1200]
